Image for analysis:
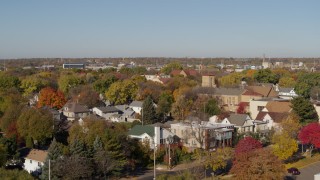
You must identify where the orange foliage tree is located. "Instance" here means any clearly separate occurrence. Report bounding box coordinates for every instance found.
[37,87,67,109]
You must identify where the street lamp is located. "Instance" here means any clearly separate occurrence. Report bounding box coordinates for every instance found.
[167,135,174,169]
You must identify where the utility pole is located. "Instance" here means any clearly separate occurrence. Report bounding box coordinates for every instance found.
[141,108,144,126]
[49,159,51,180]
[153,138,156,180]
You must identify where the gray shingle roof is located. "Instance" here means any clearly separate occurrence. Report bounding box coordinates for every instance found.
[227,114,249,126]
[214,88,244,96]
[128,125,154,137]
[96,106,121,113]
[63,102,90,113]
[129,101,143,108]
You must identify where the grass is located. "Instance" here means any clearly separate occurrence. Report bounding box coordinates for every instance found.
[285,153,320,169]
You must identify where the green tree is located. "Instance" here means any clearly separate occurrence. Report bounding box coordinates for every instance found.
[291,97,318,124]
[142,96,157,125]
[17,108,54,146]
[156,91,174,118]
[0,144,7,167]
[0,73,21,91]
[0,168,34,180]
[58,74,83,93]
[20,76,49,96]
[105,79,138,105]
[253,69,279,84]
[219,72,245,87]
[161,62,183,75]
[205,98,221,116]
[93,76,117,94]
[271,132,298,160]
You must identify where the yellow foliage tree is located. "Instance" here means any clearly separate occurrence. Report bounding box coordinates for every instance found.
[272,132,298,160]
[205,147,234,171]
[280,113,301,139]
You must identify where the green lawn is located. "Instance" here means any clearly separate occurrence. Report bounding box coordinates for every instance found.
[286,153,320,169]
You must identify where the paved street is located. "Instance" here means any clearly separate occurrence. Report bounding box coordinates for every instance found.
[296,161,320,180]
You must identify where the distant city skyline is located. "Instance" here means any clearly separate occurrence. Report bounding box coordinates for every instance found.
[1,0,320,58]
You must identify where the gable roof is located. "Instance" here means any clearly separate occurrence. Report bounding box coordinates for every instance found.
[245,86,278,97]
[184,69,198,76]
[256,111,289,123]
[265,101,291,113]
[25,149,48,162]
[242,89,263,96]
[129,101,143,108]
[62,102,90,113]
[128,125,154,137]
[227,114,249,126]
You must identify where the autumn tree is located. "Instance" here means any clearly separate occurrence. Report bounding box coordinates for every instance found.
[219,72,244,87]
[271,132,298,160]
[231,148,286,180]
[278,77,296,88]
[37,87,67,109]
[69,85,101,108]
[17,108,54,146]
[235,136,262,155]
[20,76,49,97]
[142,96,157,125]
[291,97,318,124]
[280,113,301,139]
[298,122,320,157]
[205,147,233,172]
[161,62,183,75]
[136,81,164,102]
[171,95,193,120]
[105,79,138,105]
[236,103,246,114]
[58,74,84,93]
[0,73,21,91]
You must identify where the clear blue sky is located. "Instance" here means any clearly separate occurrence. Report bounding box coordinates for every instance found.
[1,0,319,58]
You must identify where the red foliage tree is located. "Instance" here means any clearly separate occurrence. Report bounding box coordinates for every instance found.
[298,122,320,156]
[235,137,262,155]
[237,103,246,114]
[37,87,67,109]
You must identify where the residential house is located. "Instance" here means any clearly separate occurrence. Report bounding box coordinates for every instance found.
[129,101,143,114]
[170,121,234,151]
[244,85,278,100]
[275,86,298,99]
[254,100,291,130]
[143,75,171,84]
[222,114,255,133]
[60,101,91,121]
[128,125,175,149]
[92,106,122,120]
[23,149,48,175]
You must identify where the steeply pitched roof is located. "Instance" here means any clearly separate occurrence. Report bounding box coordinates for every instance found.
[255,111,289,123]
[245,86,278,97]
[128,125,154,137]
[25,149,48,163]
[227,114,249,126]
[129,101,143,108]
[63,102,90,113]
[265,101,291,113]
[214,88,244,96]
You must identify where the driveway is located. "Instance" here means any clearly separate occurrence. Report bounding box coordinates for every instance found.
[295,161,320,180]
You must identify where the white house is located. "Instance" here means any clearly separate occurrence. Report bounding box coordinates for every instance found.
[128,125,175,150]
[129,101,143,114]
[275,86,298,99]
[23,149,48,175]
[92,106,121,120]
[222,114,255,133]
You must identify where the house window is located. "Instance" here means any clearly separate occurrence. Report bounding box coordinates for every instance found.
[257,106,264,111]
[30,160,32,163]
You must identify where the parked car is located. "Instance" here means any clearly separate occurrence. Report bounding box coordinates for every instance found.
[287,167,300,175]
